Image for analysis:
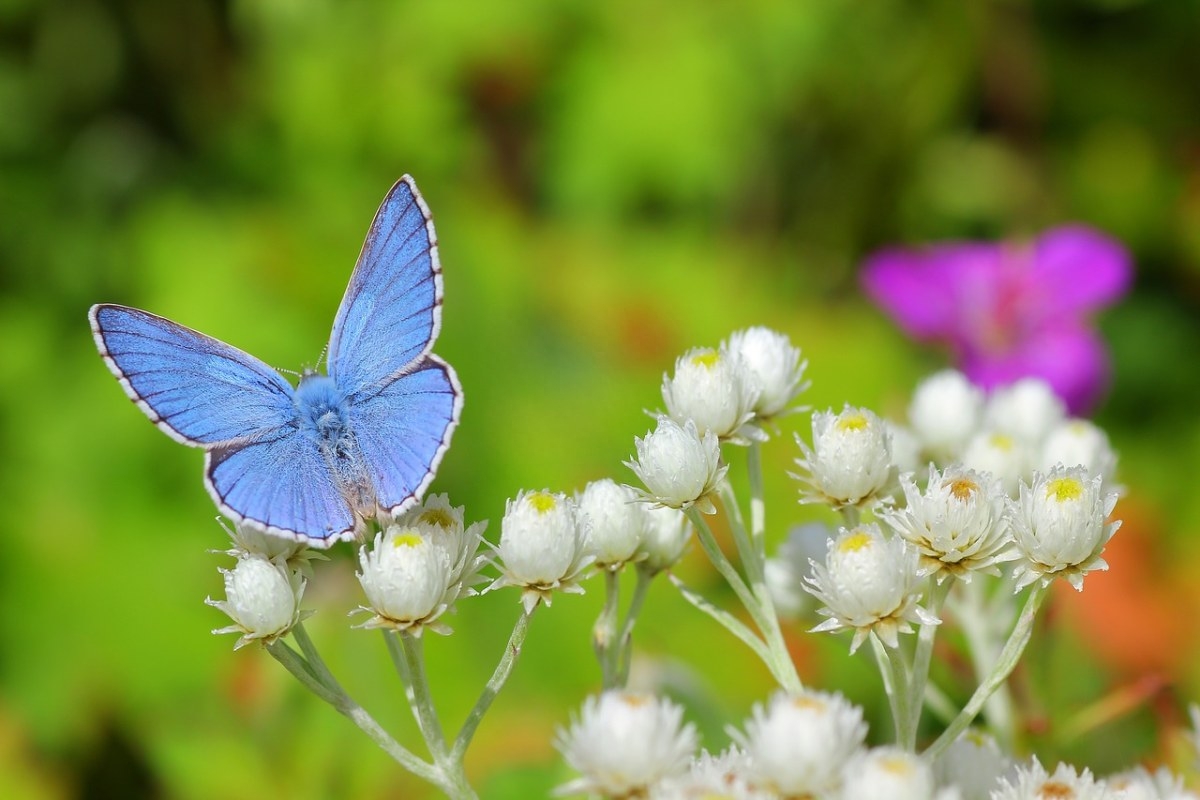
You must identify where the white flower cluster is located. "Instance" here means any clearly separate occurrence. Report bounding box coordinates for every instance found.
[556,689,1200,800]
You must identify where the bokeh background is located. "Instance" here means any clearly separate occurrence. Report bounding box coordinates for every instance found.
[4,0,1200,797]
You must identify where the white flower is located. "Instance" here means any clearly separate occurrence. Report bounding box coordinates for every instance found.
[1040,418,1119,490]
[555,691,697,798]
[491,490,591,612]
[932,730,1012,800]
[764,521,831,618]
[577,478,648,569]
[627,416,728,514]
[881,465,1017,582]
[207,554,306,649]
[356,526,452,634]
[1008,466,1121,592]
[794,405,897,510]
[984,378,1066,447]
[394,493,489,603]
[732,689,867,797]
[992,758,1111,800]
[908,369,984,464]
[651,746,770,800]
[662,346,758,441]
[961,429,1032,497]
[220,520,326,578]
[840,747,937,800]
[805,523,939,653]
[637,505,694,574]
[724,326,809,421]
[1107,766,1198,799]
[888,420,924,476]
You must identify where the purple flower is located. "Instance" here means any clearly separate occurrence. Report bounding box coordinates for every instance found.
[861,225,1132,414]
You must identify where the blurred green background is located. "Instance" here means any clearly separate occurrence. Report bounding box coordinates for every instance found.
[5,0,1200,796]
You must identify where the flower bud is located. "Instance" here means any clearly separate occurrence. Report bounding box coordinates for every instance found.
[627,417,727,514]
[207,554,304,649]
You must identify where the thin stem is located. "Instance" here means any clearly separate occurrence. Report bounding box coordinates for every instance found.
[266,639,444,789]
[870,633,912,748]
[668,574,774,668]
[593,569,621,688]
[926,585,1047,759]
[954,578,1017,750]
[399,633,448,755]
[686,507,763,629]
[293,623,337,687]
[747,441,766,548]
[905,578,951,747]
[452,606,536,761]
[839,506,861,528]
[615,568,653,687]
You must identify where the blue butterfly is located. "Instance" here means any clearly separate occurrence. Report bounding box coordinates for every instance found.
[89,176,463,547]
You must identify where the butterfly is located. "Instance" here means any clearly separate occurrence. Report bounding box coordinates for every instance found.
[89,176,463,548]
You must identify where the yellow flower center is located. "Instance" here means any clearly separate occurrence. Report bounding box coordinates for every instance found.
[392,531,424,548]
[946,477,980,500]
[529,492,557,513]
[1046,477,1083,503]
[690,350,720,369]
[418,508,455,529]
[790,695,827,711]
[989,433,1014,451]
[838,531,873,553]
[1037,782,1074,799]
[836,413,869,432]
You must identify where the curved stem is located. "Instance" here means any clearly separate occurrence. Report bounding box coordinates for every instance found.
[593,569,621,688]
[926,585,1047,759]
[870,633,912,748]
[668,574,773,668]
[399,633,448,755]
[906,578,951,747]
[453,606,535,761]
[616,568,653,687]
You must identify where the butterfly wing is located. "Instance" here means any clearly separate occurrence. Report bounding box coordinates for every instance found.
[206,430,358,544]
[89,304,296,445]
[327,175,443,390]
[347,355,463,516]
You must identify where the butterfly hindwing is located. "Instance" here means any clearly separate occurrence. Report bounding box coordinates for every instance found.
[328,175,442,393]
[347,355,463,515]
[90,304,296,446]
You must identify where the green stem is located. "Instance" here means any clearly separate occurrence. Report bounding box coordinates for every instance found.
[266,640,445,789]
[685,507,763,628]
[398,633,448,755]
[840,506,861,528]
[668,574,774,668]
[906,578,951,747]
[954,578,1017,750]
[871,633,912,748]
[593,569,621,688]
[616,568,653,687]
[926,585,1047,759]
[452,606,535,762]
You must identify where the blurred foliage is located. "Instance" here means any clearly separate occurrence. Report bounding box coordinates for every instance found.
[3,0,1200,797]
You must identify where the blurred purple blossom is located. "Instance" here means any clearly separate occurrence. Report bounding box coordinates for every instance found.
[861,225,1132,414]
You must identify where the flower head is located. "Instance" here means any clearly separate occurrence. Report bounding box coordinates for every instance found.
[961,429,1032,497]
[793,405,896,510]
[207,554,307,649]
[862,225,1131,414]
[393,493,489,603]
[732,690,867,797]
[932,730,1012,800]
[577,478,648,569]
[840,747,937,800]
[637,505,694,574]
[627,416,727,514]
[1040,418,1119,492]
[1008,466,1121,591]
[764,521,831,618]
[724,326,809,421]
[662,346,758,442]
[881,465,1017,582]
[356,525,454,634]
[555,691,697,798]
[490,489,591,612]
[992,758,1110,800]
[907,369,985,464]
[220,519,326,578]
[1107,766,1197,800]
[805,523,939,653]
[652,746,771,800]
[984,377,1066,447]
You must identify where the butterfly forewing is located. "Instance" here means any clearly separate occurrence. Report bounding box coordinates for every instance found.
[327,176,443,394]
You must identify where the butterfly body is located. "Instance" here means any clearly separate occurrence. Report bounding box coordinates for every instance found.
[90,176,461,547]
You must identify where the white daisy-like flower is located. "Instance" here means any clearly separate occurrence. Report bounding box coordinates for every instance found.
[991,758,1111,800]
[840,747,938,800]
[627,416,728,514]
[207,554,307,650]
[732,689,867,798]
[1008,466,1121,592]
[932,729,1012,800]
[881,465,1017,582]
[355,526,453,634]
[637,505,694,574]
[577,478,649,569]
[723,326,809,422]
[984,378,1066,448]
[662,346,759,442]
[220,520,326,578]
[1107,766,1198,799]
[394,493,489,603]
[961,429,1032,497]
[555,691,697,798]
[490,489,592,612]
[764,521,831,618]
[908,369,984,464]
[1040,418,1119,491]
[793,405,897,510]
[651,746,770,800]
[805,523,939,653]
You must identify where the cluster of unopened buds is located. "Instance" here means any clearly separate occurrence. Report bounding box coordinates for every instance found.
[204,325,1194,800]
